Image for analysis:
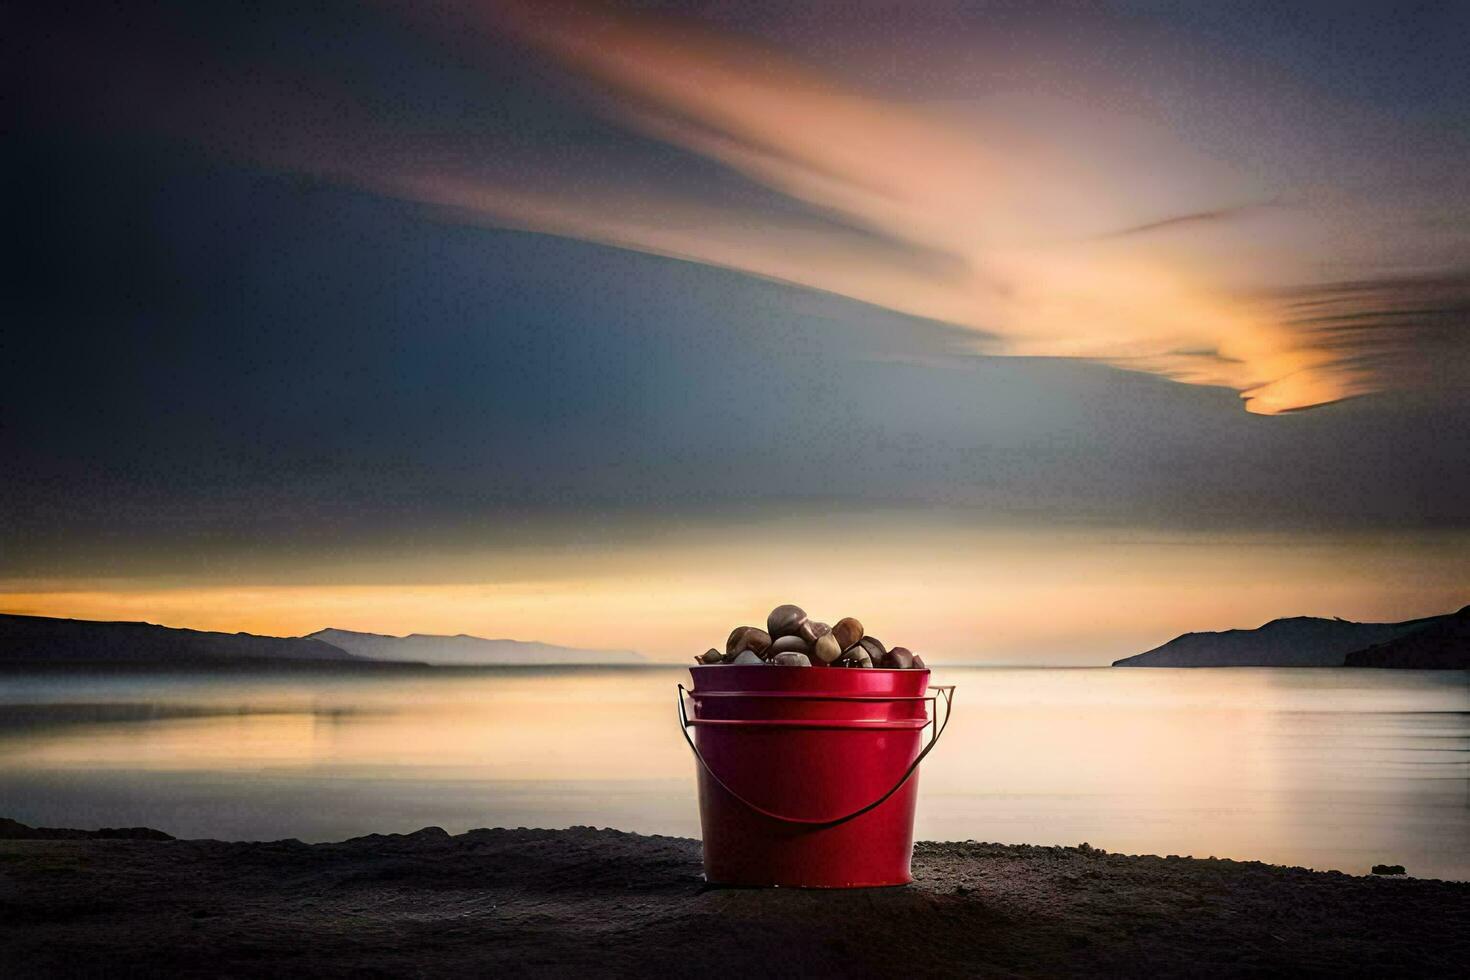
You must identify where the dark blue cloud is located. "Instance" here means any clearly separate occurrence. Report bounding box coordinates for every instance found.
[6,1,1469,578]
[6,121,1467,580]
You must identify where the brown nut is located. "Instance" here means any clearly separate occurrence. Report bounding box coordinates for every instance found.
[726,626,772,659]
[768,634,812,656]
[798,620,832,646]
[843,644,874,667]
[698,648,723,664]
[767,604,808,639]
[859,636,886,660]
[882,646,915,669]
[813,632,843,664]
[831,617,864,650]
[770,651,812,667]
[912,654,926,670]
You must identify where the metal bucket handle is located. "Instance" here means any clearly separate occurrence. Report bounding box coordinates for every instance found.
[676,682,955,827]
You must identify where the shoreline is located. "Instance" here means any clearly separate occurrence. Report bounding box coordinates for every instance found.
[3,820,1466,977]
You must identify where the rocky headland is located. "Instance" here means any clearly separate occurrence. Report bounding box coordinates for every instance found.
[1114,605,1470,667]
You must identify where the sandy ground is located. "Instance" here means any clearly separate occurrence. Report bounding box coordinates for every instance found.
[1,822,1467,978]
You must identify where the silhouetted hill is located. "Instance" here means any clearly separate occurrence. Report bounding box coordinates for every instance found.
[1113,610,1456,667]
[0,613,364,665]
[1345,606,1470,668]
[0,817,172,841]
[307,628,645,665]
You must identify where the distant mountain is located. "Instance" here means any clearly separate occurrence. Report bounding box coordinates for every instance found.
[0,613,365,665]
[1345,606,1470,668]
[307,628,645,666]
[1113,609,1461,667]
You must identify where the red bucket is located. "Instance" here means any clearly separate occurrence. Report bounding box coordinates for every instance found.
[678,665,954,888]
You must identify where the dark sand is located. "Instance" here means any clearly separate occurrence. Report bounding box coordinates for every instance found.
[2,822,1466,978]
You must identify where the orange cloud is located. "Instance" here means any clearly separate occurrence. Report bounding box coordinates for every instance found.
[36,0,1463,414]
[372,0,1438,414]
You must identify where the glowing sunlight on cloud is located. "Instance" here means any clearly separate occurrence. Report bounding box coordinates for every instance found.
[374,0,1463,414]
[35,1,1469,415]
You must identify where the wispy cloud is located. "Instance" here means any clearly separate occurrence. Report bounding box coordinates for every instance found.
[1271,273,1470,401]
[373,0,1467,414]
[27,0,1469,414]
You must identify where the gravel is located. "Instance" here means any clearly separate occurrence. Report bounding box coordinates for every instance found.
[1,823,1465,977]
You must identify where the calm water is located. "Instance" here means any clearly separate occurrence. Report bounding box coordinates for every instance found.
[1,666,1466,879]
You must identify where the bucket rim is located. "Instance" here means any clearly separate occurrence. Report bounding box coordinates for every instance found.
[689,665,930,673]
[688,689,935,702]
[687,664,931,697]
[686,717,931,730]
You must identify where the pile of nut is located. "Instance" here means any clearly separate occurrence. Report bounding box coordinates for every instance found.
[697,604,926,669]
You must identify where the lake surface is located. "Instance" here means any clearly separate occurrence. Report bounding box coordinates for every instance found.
[1,666,1466,879]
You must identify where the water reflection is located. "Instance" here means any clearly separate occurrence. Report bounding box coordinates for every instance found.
[0,666,1464,878]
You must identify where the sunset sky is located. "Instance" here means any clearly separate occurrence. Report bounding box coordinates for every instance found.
[7,1,1468,662]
